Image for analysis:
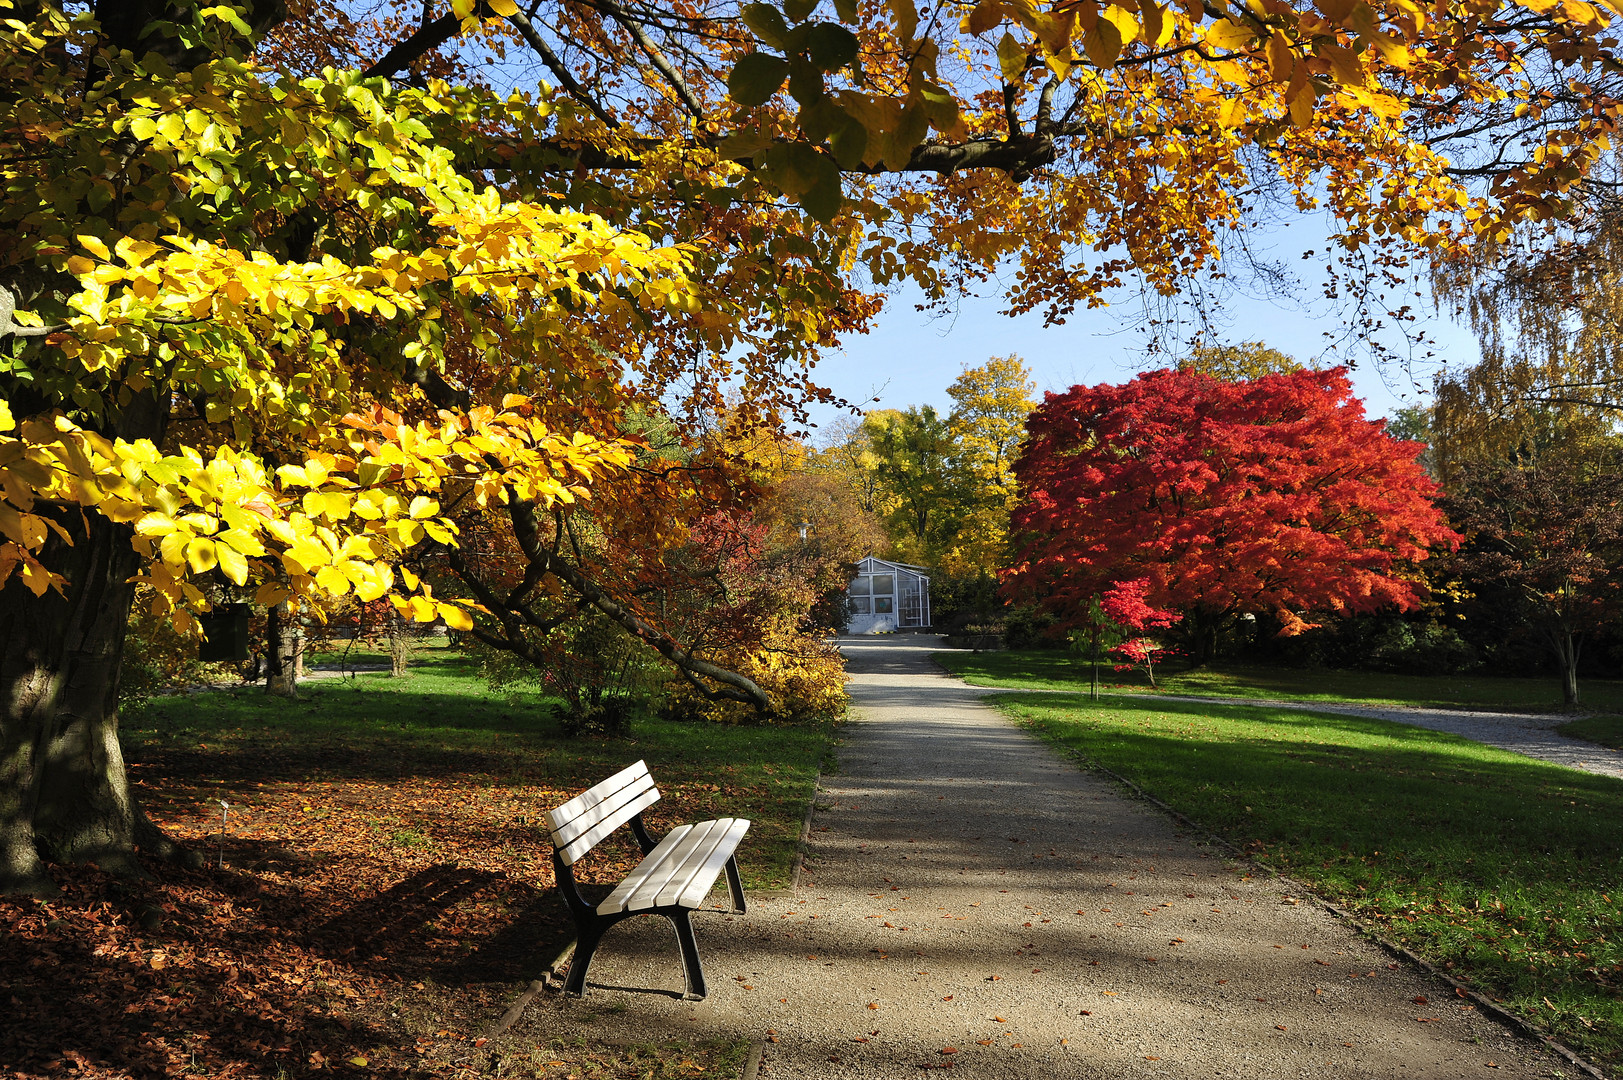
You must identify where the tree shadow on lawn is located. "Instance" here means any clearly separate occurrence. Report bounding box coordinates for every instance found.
[1007,693,1623,1056]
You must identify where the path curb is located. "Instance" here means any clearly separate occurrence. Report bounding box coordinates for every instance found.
[1020,715,1610,1080]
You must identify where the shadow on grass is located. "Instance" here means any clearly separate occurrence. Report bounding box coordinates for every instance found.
[998,692,1623,1064]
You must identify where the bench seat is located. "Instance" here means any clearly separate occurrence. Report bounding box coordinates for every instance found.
[597,816,751,915]
[544,760,749,1000]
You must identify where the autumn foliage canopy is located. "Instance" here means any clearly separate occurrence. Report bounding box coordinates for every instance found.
[1003,368,1458,643]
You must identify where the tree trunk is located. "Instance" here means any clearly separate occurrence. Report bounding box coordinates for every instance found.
[0,510,147,895]
[1556,629,1582,710]
[1181,609,1225,669]
[387,611,410,677]
[265,603,299,699]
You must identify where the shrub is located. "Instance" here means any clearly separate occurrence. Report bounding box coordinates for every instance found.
[661,631,848,725]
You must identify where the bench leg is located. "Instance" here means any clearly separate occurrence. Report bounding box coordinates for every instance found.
[563,921,608,997]
[667,910,708,1001]
[724,855,747,915]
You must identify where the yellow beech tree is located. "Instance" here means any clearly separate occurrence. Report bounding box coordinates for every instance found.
[6,0,1623,894]
[943,355,1035,573]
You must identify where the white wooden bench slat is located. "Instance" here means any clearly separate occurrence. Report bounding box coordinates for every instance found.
[550,775,659,851]
[632,818,738,912]
[593,823,694,915]
[668,817,751,910]
[549,773,657,848]
[555,787,662,867]
[545,760,654,839]
[600,822,709,914]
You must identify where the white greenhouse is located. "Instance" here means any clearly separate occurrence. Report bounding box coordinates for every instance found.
[845,556,931,634]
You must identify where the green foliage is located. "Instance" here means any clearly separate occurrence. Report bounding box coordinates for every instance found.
[998,692,1623,1066]
[119,586,233,716]
[472,613,665,736]
[865,405,970,562]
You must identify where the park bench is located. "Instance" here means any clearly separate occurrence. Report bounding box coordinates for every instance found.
[544,760,749,1001]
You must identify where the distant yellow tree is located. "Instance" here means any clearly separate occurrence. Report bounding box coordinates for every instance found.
[944,357,1036,574]
[1178,342,1304,381]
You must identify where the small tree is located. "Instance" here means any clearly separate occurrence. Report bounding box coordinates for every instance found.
[1101,580,1182,689]
[1069,598,1127,702]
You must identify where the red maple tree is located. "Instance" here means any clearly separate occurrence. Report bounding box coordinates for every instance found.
[1003,368,1458,663]
[1101,579,1181,689]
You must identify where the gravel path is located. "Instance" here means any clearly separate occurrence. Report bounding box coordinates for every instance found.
[1138,694,1623,781]
[515,636,1569,1078]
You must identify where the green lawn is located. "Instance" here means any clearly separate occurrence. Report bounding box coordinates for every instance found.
[129,653,828,892]
[934,648,1623,713]
[1558,715,1623,751]
[990,690,1623,1067]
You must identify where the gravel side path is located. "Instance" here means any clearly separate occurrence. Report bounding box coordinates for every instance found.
[1139,694,1623,781]
[512,636,1566,1078]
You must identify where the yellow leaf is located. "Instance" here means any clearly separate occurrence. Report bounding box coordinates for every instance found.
[77,234,111,260]
[1100,5,1139,48]
[0,399,12,432]
[217,543,249,586]
[19,559,52,597]
[316,564,352,596]
[1266,32,1293,82]
[255,580,291,606]
[964,0,1004,35]
[452,0,477,17]
[1204,18,1254,52]
[408,594,437,622]
[486,0,518,13]
[160,531,188,566]
[436,602,474,631]
[1218,96,1247,128]
[401,565,420,591]
[185,537,218,574]
[135,512,179,537]
[285,539,330,572]
[1137,0,1172,49]
[997,31,1027,81]
[408,495,439,519]
[1083,17,1123,69]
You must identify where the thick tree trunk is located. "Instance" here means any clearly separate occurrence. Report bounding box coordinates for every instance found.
[0,510,146,895]
[264,603,299,698]
[387,611,410,677]
[1181,609,1225,669]
[1556,629,1582,710]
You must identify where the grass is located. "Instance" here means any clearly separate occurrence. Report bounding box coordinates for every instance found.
[989,689,1623,1068]
[2,655,830,1079]
[934,648,1623,713]
[1559,715,1623,751]
[129,652,828,892]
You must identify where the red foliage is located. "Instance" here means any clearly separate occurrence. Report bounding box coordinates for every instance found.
[1099,579,1180,632]
[1004,368,1457,635]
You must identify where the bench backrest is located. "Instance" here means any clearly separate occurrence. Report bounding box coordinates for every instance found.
[544,760,660,867]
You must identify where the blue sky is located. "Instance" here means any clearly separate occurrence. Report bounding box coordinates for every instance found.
[802,219,1481,434]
